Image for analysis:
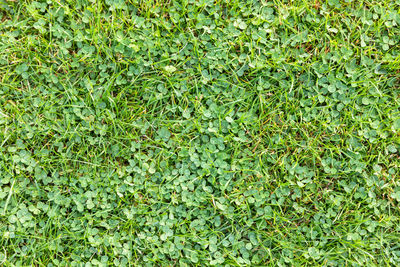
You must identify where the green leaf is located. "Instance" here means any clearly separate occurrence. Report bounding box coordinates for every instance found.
[393,119,400,130]
[157,127,171,140]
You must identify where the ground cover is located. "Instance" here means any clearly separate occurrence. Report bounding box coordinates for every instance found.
[0,0,399,265]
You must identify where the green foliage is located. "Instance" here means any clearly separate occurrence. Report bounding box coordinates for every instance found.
[0,0,399,266]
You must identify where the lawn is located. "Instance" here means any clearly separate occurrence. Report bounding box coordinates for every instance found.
[0,0,399,265]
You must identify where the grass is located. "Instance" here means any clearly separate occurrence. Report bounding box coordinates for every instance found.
[0,0,399,265]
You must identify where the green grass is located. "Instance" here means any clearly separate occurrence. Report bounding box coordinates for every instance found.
[0,0,399,265]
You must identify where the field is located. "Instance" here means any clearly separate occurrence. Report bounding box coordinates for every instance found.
[0,0,399,265]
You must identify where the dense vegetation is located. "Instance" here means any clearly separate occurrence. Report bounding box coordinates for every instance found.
[0,0,399,265]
